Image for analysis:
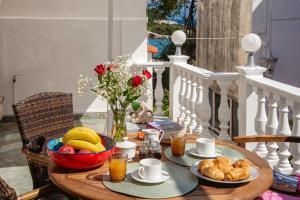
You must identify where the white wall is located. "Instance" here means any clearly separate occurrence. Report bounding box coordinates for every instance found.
[0,0,147,115]
[252,0,300,88]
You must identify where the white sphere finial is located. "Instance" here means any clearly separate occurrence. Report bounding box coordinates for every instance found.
[241,33,262,53]
[172,30,186,46]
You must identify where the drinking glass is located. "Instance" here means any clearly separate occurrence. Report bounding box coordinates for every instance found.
[109,153,127,182]
[171,135,186,157]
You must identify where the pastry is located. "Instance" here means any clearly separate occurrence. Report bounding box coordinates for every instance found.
[233,159,250,169]
[198,159,214,173]
[225,167,250,181]
[215,163,233,173]
[214,156,233,166]
[213,156,233,173]
[201,167,225,181]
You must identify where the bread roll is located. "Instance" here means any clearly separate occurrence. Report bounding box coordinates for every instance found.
[225,167,250,181]
[233,159,250,169]
[198,159,214,173]
[202,167,225,181]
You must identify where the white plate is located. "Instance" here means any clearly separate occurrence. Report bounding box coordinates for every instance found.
[190,161,259,184]
[130,170,170,184]
[188,147,222,158]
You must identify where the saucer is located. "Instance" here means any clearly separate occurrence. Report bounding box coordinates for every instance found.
[130,170,170,184]
[188,147,222,158]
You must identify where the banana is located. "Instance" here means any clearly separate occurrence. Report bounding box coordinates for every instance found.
[63,127,100,144]
[96,142,106,152]
[66,140,105,153]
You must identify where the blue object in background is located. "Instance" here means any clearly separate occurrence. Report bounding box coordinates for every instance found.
[148,38,172,59]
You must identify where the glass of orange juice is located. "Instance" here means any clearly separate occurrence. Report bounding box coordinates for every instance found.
[171,135,186,157]
[109,153,128,182]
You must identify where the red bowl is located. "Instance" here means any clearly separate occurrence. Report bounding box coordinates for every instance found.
[47,135,116,169]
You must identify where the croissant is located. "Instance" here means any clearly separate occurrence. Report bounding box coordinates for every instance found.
[215,163,233,173]
[198,159,215,173]
[214,156,233,166]
[233,159,250,169]
[225,167,250,181]
[202,167,225,181]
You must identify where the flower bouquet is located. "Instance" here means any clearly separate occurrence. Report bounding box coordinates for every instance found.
[78,55,151,141]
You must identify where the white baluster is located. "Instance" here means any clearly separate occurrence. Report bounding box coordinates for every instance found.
[187,76,198,133]
[290,102,300,175]
[274,97,293,174]
[183,73,192,127]
[217,80,231,141]
[199,79,212,137]
[154,67,165,115]
[254,88,268,157]
[265,93,279,168]
[193,78,203,134]
[145,66,154,110]
[177,71,186,125]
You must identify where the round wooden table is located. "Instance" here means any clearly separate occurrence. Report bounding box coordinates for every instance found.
[49,135,273,200]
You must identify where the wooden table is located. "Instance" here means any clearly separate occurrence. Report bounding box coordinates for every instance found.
[49,135,273,200]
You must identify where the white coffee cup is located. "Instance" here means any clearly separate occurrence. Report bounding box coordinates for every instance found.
[196,137,215,156]
[142,129,164,143]
[138,158,161,181]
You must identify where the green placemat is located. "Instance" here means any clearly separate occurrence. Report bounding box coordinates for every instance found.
[103,162,198,199]
[164,144,245,167]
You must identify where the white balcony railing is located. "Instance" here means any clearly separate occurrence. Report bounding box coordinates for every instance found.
[134,32,300,175]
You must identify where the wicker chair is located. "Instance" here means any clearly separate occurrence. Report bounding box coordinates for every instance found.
[0,177,57,200]
[12,92,74,189]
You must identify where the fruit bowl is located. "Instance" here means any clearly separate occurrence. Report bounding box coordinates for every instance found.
[47,135,116,169]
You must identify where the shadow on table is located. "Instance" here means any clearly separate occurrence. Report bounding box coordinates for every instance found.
[86,173,110,182]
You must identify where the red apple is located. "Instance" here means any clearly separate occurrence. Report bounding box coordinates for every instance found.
[58,145,75,154]
[77,149,93,154]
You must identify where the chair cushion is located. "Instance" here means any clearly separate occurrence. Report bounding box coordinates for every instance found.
[259,190,300,200]
[272,170,300,193]
[0,177,17,200]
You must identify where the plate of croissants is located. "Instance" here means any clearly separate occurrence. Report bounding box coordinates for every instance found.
[190,156,259,184]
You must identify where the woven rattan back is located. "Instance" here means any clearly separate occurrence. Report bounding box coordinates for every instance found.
[13,92,73,155]
[0,177,17,200]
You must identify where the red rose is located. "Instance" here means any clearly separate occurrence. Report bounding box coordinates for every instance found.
[94,64,106,75]
[142,70,152,79]
[132,75,143,87]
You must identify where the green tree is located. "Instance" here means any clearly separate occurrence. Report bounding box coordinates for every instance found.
[147,0,179,22]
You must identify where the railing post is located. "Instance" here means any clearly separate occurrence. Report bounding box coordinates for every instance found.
[217,80,232,140]
[187,75,198,133]
[290,102,300,175]
[146,66,154,110]
[154,67,165,115]
[265,93,279,168]
[168,55,189,121]
[199,78,212,137]
[194,78,203,134]
[183,74,192,127]
[236,66,266,150]
[274,96,293,174]
[253,87,268,158]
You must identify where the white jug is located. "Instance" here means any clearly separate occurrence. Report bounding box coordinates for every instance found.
[0,96,4,121]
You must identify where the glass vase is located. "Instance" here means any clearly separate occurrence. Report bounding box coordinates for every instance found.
[112,110,127,142]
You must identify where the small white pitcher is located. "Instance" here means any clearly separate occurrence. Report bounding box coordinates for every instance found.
[0,96,4,121]
[142,129,164,143]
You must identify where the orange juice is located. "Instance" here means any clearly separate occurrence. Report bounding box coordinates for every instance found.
[109,154,127,182]
[171,136,186,157]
